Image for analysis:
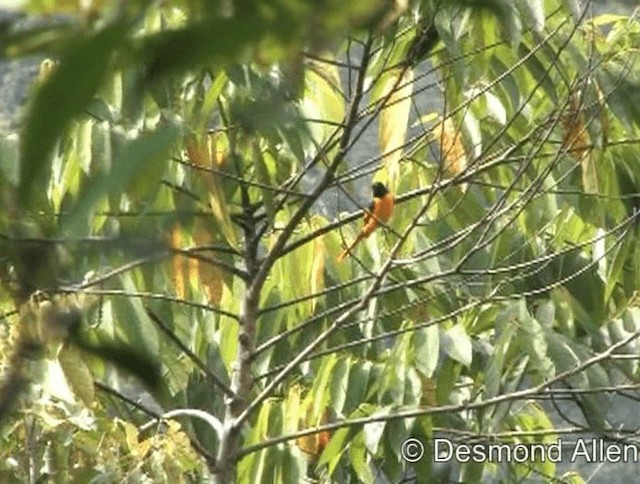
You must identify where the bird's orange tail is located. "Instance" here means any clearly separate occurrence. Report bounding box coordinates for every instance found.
[337,232,365,262]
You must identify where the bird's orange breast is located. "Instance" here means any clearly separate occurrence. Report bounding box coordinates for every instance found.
[362,194,394,236]
[376,194,394,222]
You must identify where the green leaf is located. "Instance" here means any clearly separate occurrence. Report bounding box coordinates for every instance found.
[348,431,373,483]
[303,55,345,145]
[484,322,515,399]
[118,273,160,355]
[622,307,640,334]
[76,118,93,175]
[414,323,439,378]
[0,133,19,186]
[484,91,507,125]
[246,401,278,481]
[462,111,482,158]
[280,446,304,484]
[219,317,239,376]
[519,310,554,382]
[581,394,606,434]
[518,43,558,104]
[382,333,410,402]
[436,357,461,405]
[141,12,291,82]
[319,426,351,474]
[343,360,371,415]
[363,407,391,455]
[90,121,112,175]
[545,333,588,392]
[61,123,180,235]
[535,300,555,328]
[19,22,129,207]
[460,462,485,483]
[328,357,350,416]
[441,324,472,367]
[311,354,338,418]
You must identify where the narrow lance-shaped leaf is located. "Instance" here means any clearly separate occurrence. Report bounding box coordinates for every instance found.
[378,67,414,188]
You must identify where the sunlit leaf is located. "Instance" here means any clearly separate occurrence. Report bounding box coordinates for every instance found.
[42,358,76,403]
[441,324,472,367]
[377,67,413,188]
[302,53,345,147]
[516,0,544,33]
[363,407,390,455]
[414,323,439,378]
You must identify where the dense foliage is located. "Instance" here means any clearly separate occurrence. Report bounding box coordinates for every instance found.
[1,0,640,482]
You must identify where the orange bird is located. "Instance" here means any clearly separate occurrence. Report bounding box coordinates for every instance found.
[338,182,395,262]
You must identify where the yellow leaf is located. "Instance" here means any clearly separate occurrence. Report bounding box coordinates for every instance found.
[561,95,594,193]
[431,117,468,190]
[420,376,437,407]
[185,135,208,168]
[170,226,187,299]
[188,255,200,296]
[210,130,229,167]
[296,432,320,456]
[209,188,238,247]
[185,134,238,246]
[378,68,414,190]
[295,400,331,458]
[122,421,152,459]
[185,131,228,168]
[285,385,303,434]
[193,219,224,305]
[562,96,590,160]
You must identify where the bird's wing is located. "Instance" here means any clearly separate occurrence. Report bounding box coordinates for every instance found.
[363,199,376,225]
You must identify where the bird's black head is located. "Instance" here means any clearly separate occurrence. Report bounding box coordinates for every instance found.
[372,182,389,198]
